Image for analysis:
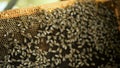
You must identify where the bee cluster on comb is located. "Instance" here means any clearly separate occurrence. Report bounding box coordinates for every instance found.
[0,1,120,68]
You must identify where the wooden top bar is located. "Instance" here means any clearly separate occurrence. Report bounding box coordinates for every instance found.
[0,0,108,19]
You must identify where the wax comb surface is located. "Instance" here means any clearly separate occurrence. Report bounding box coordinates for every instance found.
[0,0,120,68]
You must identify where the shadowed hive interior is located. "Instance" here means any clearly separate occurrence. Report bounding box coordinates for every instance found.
[0,0,120,68]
